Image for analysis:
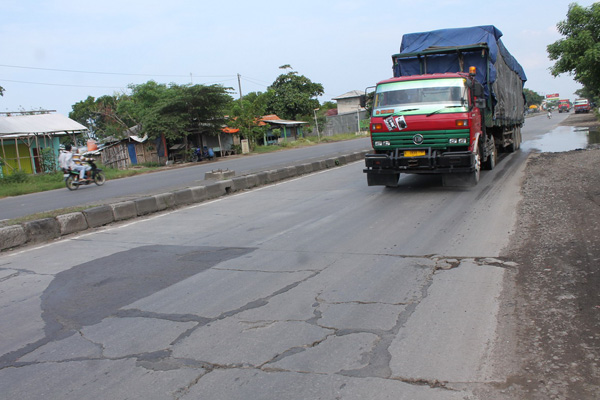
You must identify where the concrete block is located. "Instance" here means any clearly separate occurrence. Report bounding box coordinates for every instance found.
[0,225,27,251]
[56,212,88,235]
[267,169,285,183]
[83,205,115,228]
[135,196,158,216]
[325,158,336,168]
[23,218,61,244]
[190,186,208,202]
[312,161,325,171]
[299,163,313,174]
[246,174,258,188]
[284,166,296,178]
[231,176,250,192]
[255,171,269,186]
[155,193,175,210]
[174,188,194,205]
[111,201,137,221]
[205,169,235,180]
[205,180,230,199]
[337,155,348,165]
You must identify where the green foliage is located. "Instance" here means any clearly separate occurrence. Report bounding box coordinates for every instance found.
[266,67,324,121]
[69,94,132,139]
[228,92,268,145]
[2,170,30,184]
[231,144,242,154]
[126,82,233,143]
[523,88,544,106]
[547,3,600,99]
[38,147,57,173]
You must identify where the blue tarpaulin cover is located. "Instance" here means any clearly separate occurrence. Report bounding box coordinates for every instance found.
[393,25,526,124]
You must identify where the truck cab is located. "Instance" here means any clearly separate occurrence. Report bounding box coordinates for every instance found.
[365,72,489,187]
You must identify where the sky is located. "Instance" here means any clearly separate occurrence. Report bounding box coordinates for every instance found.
[0,0,595,117]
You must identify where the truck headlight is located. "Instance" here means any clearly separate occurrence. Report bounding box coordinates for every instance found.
[383,141,391,146]
[449,138,458,144]
[374,141,383,146]
[458,138,468,144]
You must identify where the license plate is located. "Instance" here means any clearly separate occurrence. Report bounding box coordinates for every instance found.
[404,150,426,157]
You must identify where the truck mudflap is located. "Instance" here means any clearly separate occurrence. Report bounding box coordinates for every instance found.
[364,148,476,174]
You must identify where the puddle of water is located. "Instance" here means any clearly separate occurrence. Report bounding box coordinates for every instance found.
[521,126,600,153]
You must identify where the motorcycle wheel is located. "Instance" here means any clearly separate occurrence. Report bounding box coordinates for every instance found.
[65,175,79,191]
[94,172,106,186]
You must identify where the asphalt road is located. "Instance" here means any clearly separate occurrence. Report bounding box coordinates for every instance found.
[0,120,543,398]
[0,114,575,399]
[0,137,371,221]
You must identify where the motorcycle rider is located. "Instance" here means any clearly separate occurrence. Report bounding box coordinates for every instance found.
[58,144,91,181]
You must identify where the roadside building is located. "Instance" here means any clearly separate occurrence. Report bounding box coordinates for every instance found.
[0,112,88,177]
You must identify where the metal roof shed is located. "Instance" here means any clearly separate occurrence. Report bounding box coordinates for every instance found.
[0,113,88,175]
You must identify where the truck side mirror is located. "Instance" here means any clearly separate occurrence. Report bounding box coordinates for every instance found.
[475,98,486,109]
[473,83,484,98]
[359,95,366,108]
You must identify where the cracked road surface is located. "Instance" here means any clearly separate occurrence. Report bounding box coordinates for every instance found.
[0,150,527,399]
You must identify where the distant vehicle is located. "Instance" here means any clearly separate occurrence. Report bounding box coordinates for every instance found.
[574,99,591,114]
[558,99,571,113]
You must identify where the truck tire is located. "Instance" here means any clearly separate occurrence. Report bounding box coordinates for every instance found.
[483,137,497,170]
[507,127,520,153]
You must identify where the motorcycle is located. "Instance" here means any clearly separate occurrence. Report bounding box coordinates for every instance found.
[192,146,214,162]
[64,151,106,190]
[547,111,552,119]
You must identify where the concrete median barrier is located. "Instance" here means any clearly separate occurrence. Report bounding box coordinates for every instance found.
[83,205,114,228]
[135,197,158,216]
[0,225,27,251]
[56,212,88,235]
[111,201,137,221]
[23,218,61,244]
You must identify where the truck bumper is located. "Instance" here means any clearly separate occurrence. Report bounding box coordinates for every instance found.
[364,148,476,177]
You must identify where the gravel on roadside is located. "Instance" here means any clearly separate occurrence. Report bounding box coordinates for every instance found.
[503,112,600,399]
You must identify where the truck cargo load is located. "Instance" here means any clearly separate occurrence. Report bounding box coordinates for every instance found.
[392,25,527,127]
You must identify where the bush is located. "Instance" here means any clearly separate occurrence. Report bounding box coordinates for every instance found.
[3,169,29,184]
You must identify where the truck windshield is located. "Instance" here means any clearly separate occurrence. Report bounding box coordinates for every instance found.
[374,78,467,112]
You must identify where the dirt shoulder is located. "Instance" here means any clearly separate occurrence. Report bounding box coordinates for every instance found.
[503,112,600,399]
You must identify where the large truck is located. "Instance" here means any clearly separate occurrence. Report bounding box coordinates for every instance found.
[558,99,571,113]
[363,26,527,186]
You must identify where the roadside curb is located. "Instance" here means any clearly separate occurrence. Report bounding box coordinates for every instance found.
[0,151,368,252]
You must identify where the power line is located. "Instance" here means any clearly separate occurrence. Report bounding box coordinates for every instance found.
[0,63,235,79]
[0,78,127,89]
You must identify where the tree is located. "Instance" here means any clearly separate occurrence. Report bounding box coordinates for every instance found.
[228,92,268,146]
[547,2,600,99]
[523,88,544,106]
[122,82,232,143]
[70,94,132,139]
[266,66,324,121]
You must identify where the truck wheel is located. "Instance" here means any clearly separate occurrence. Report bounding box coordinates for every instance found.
[483,137,497,170]
[507,127,520,153]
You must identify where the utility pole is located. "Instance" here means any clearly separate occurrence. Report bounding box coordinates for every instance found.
[237,73,244,108]
[313,108,320,142]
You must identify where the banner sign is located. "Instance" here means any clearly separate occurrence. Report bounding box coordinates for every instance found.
[545,93,559,99]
